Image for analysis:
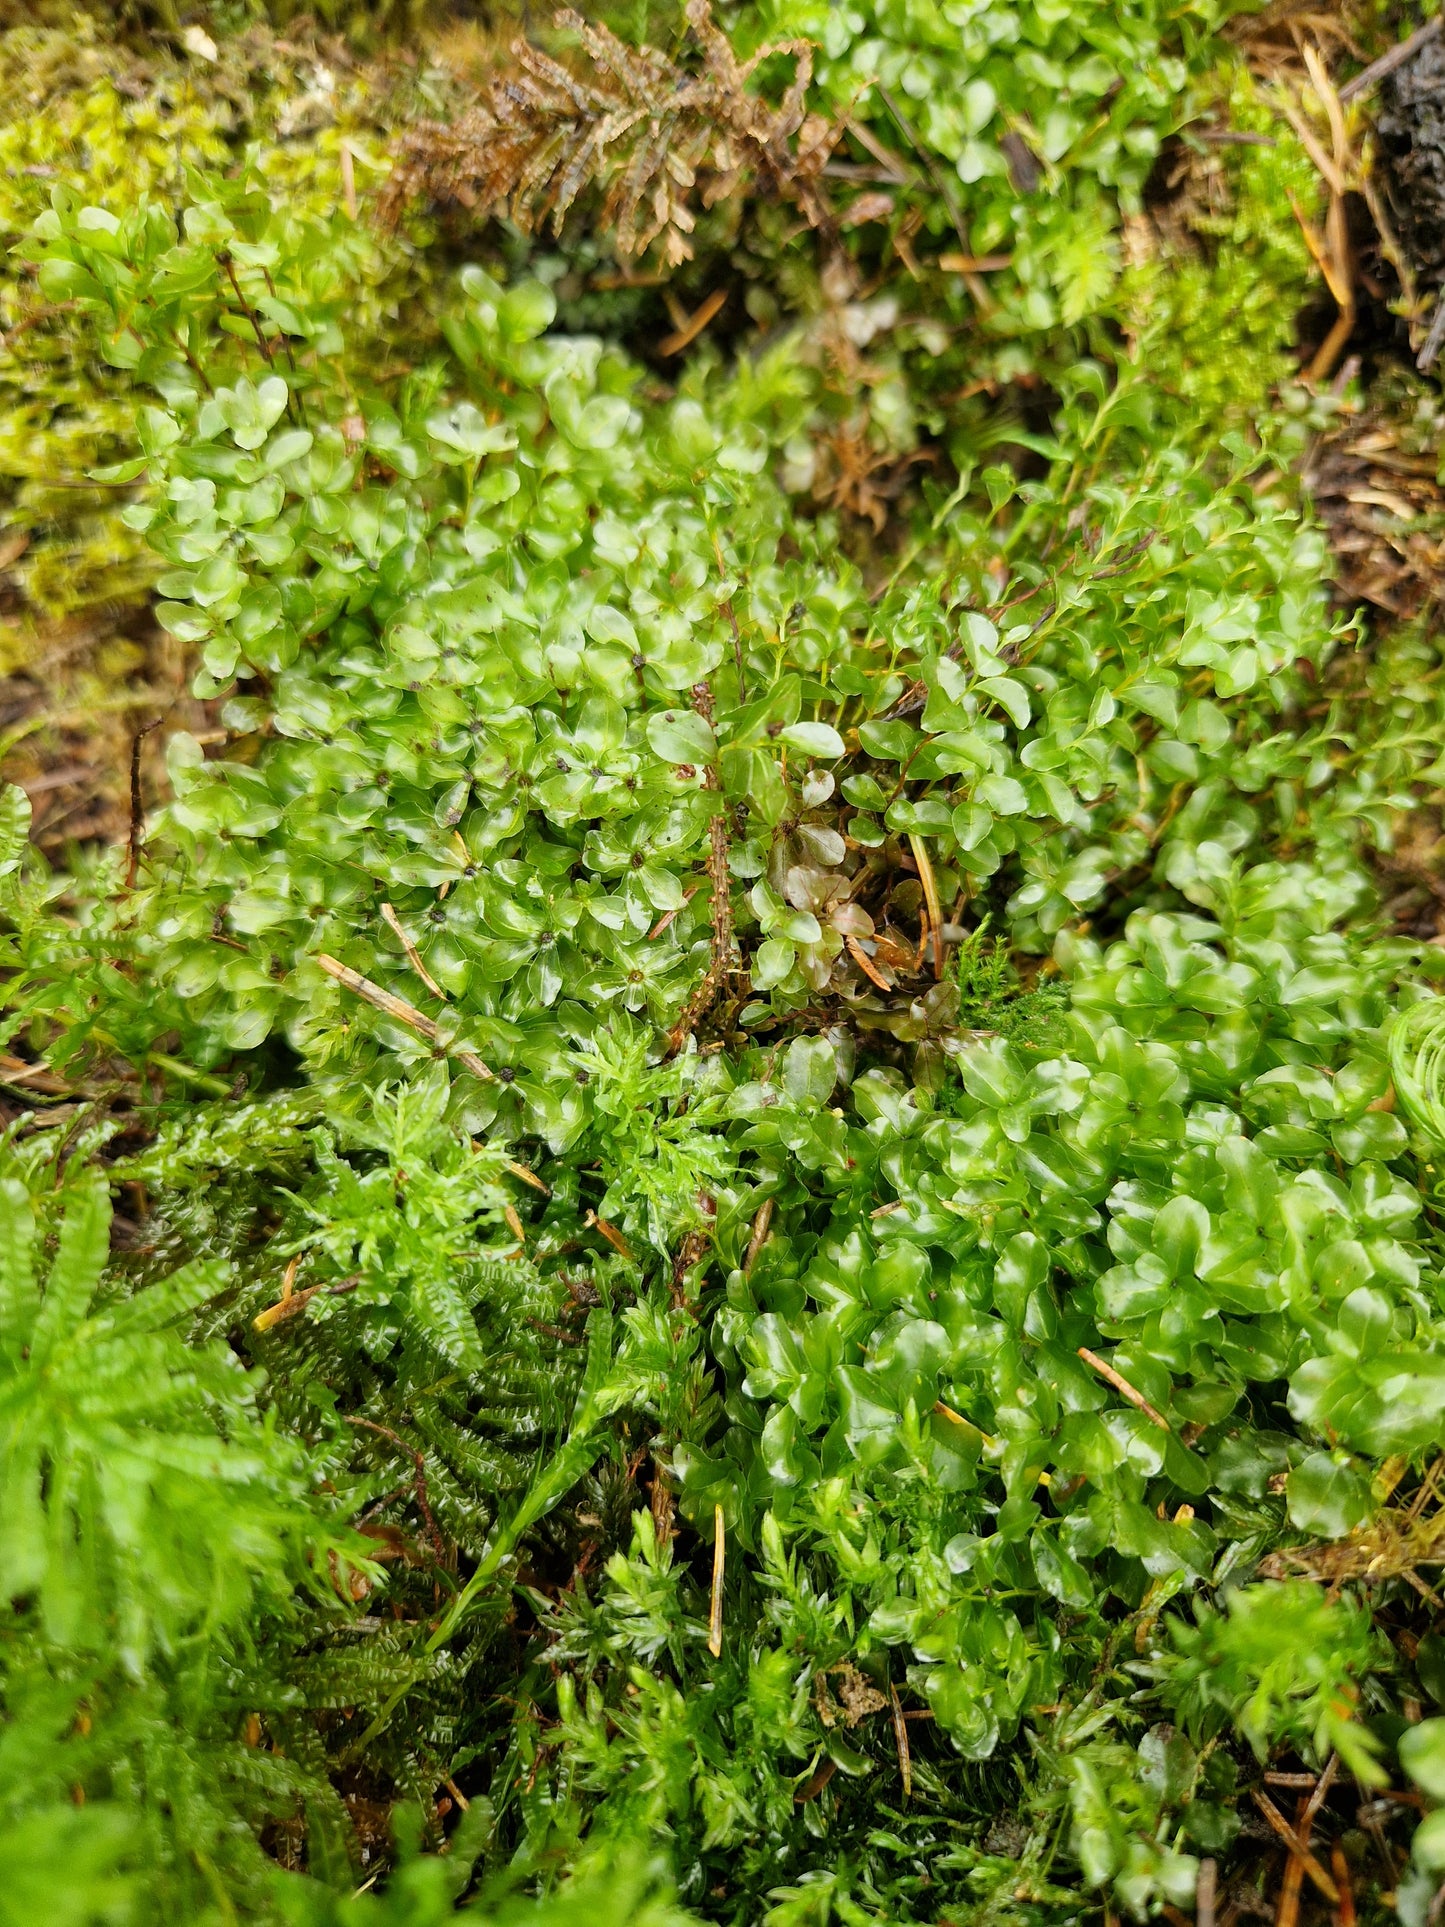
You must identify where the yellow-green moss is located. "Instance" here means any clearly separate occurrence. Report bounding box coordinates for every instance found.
[1123,67,1319,427]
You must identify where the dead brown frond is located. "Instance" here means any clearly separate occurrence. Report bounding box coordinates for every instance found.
[381,1,841,266]
[812,418,933,533]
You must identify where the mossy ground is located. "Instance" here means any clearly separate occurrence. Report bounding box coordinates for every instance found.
[5,7,1445,1927]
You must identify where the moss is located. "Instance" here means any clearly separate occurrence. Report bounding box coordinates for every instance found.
[1123,66,1318,426]
[0,15,457,847]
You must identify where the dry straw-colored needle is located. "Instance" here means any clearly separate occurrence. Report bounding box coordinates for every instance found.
[708,1505,725,1657]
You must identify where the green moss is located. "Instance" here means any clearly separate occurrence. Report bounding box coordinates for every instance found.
[3,7,1445,1924]
[1124,66,1318,426]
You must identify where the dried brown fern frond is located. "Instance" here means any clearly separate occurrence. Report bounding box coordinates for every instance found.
[381,0,841,265]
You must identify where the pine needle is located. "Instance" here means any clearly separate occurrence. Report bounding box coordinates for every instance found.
[316,953,493,1082]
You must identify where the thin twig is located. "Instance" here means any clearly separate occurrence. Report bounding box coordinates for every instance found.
[1408,1457,1444,1523]
[1276,1840,1304,1927]
[1358,166,1418,324]
[708,1504,725,1657]
[1292,48,1356,383]
[938,251,1012,272]
[1339,17,1441,102]
[222,254,276,366]
[660,287,728,355]
[908,834,945,978]
[744,1196,774,1274]
[125,718,162,889]
[1250,1788,1340,1903]
[1302,1753,1339,1832]
[648,881,701,941]
[878,85,970,258]
[0,299,80,352]
[890,1684,912,1798]
[1077,1346,1172,1431]
[381,903,447,1000]
[345,1415,446,1561]
[795,1756,837,1803]
[316,953,493,1081]
[665,681,735,1056]
[1331,1843,1356,1927]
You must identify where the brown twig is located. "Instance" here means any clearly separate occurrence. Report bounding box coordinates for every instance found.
[650,1454,676,1548]
[1303,1753,1339,1832]
[665,681,736,1056]
[1250,1788,1340,1904]
[222,254,276,366]
[345,1415,446,1561]
[316,954,493,1081]
[125,718,162,889]
[937,251,1012,272]
[660,287,729,355]
[527,1316,583,1345]
[278,1254,300,1306]
[381,902,447,1001]
[1276,1841,1305,1927]
[671,1224,712,1308]
[0,1052,76,1096]
[1331,1843,1356,1927]
[890,1684,912,1798]
[908,833,945,978]
[744,1196,774,1274]
[664,960,724,1057]
[1077,1346,1172,1431]
[1272,49,1357,383]
[1339,17,1442,102]
[0,299,80,353]
[648,881,701,941]
[1408,1457,1444,1522]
